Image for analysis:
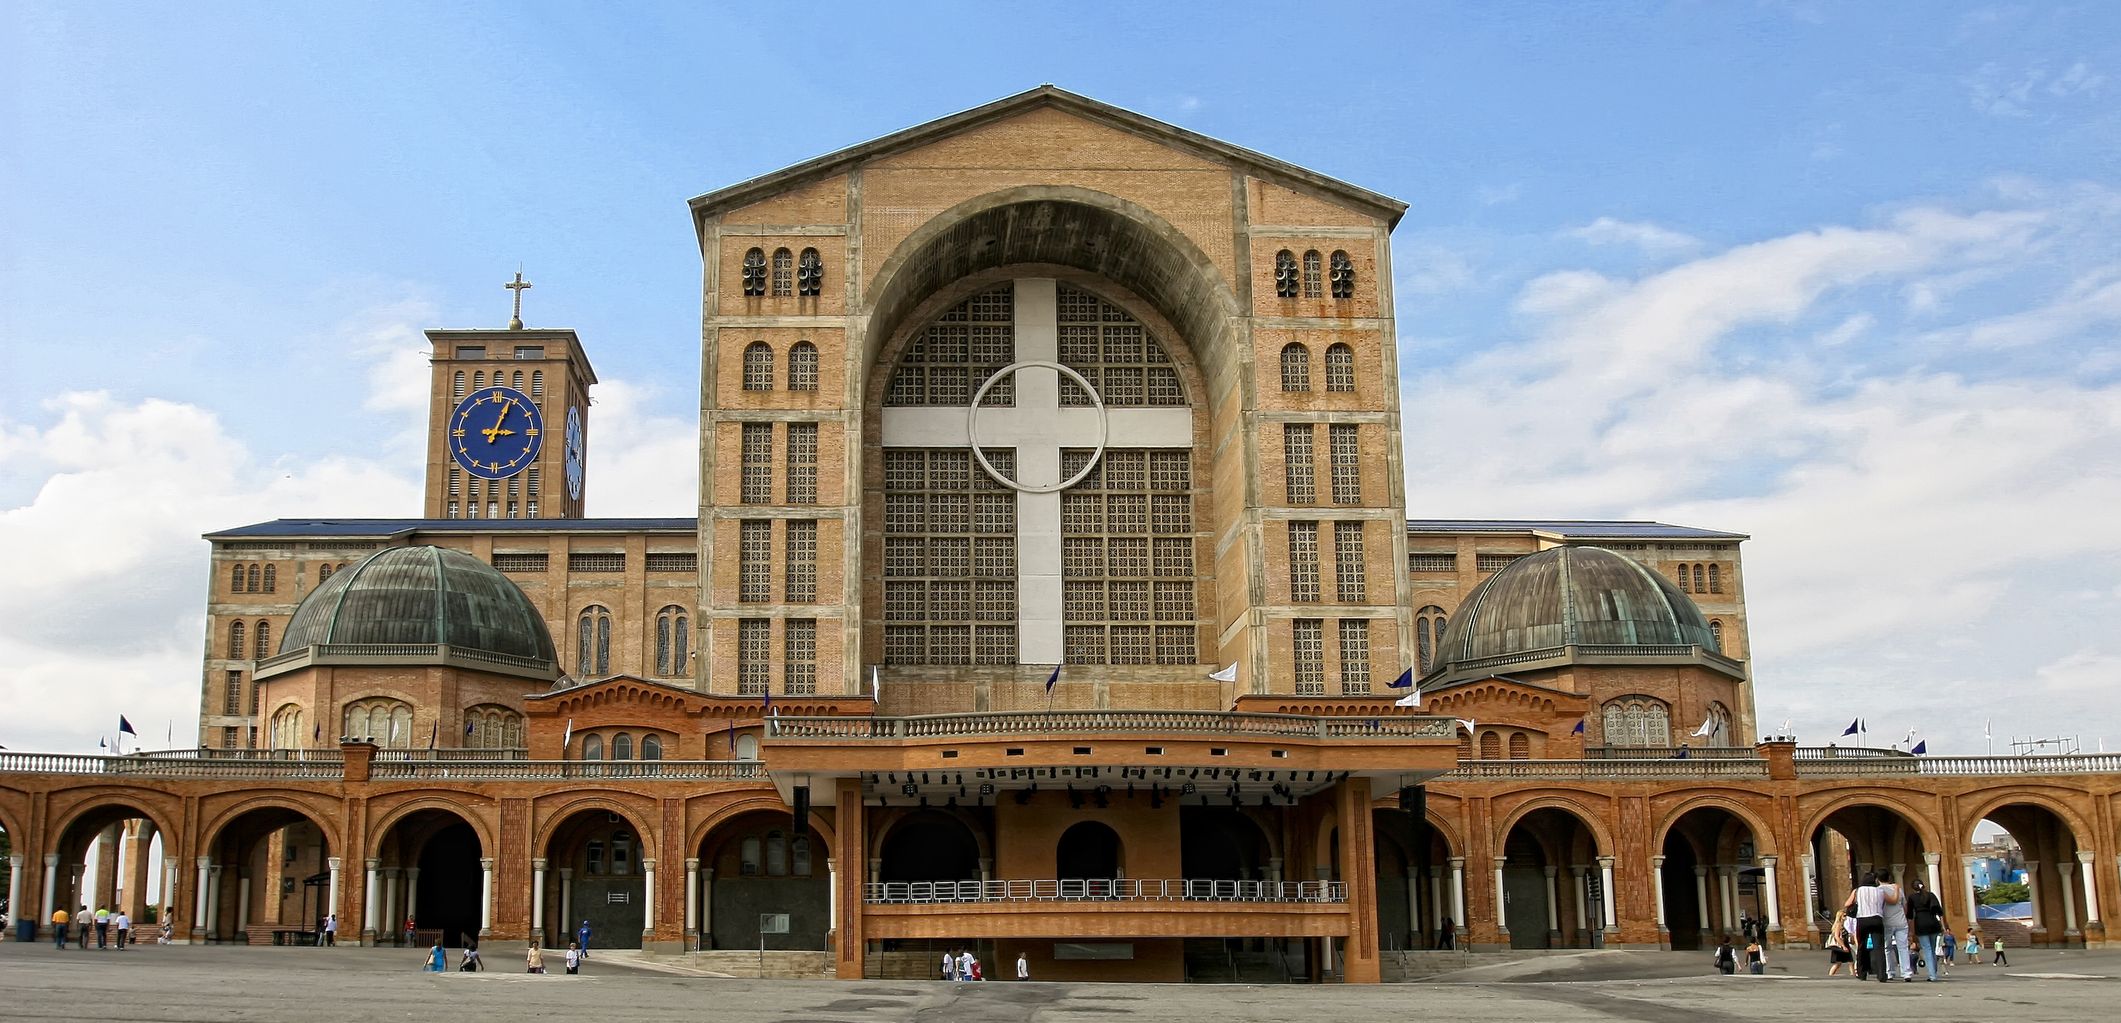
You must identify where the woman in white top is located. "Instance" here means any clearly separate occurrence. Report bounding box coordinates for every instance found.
[1843,870,1892,982]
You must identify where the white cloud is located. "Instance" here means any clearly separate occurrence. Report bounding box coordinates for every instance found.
[1565,216,1701,255]
[1968,60,2107,117]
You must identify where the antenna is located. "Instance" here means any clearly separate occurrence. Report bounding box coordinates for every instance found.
[2008,734,2079,757]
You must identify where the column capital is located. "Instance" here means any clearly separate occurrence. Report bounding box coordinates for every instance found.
[1923,851,1941,865]
[327,857,342,870]
[406,867,420,877]
[1596,855,1615,869]
[1544,865,1558,878]
[2026,859,2042,870]
[479,857,494,870]
[1651,855,1665,868]
[196,856,211,869]
[1962,853,1981,865]
[1493,856,1507,868]
[44,853,60,866]
[2077,850,2095,865]
[641,859,656,870]
[1693,864,1708,877]
[557,867,573,879]
[532,858,547,870]
[1760,854,1778,867]
[7,853,20,867]
[1800,851,1815,869]
[1569,864,1588,875]
[207,864,223,875]
[684,857,700,870]
[1448,856,1465,869]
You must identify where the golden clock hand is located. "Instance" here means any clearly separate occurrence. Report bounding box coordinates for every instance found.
[481,401,513,444]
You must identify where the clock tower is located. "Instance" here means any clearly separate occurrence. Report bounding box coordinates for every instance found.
[421,278,597,518]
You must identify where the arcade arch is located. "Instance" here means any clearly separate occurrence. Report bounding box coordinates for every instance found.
[374,807,483,947]
[540,806,654,950]
[1372,807,1456,951]
[49,800,170,938]
[1805,798,1932,943]
[1497,806,1604,949]
[200,803,335,943]
[1966,796,2093,946]
[696,809,828,951]
[1657,805,1766,950]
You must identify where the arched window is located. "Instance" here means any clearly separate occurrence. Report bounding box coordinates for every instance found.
[1329,250,1355,299]
[231,564,245,593]
[1707,564,1721,593]
[741,248,767,296]
[582,733,603,760]
[463,705,522,749]
[1456,732,1472,760]
[611,832,633,874]
[1709,619,1724,653]
[788,341,819,392]
[452,370,465,400]
[655,605,690,676]
[612,733,633,760]
[247,565,261,592]
[1280,343,1311,392]
[1301,250,1323,298]
[253,620,271,660]
[766,830,789,876]
[735,734,760,760]
[740,836,762,875]
[1703,702,1732,746]
[742,341,774,391]
[1507,732,1531,759]
[342,698,414,748]
[270,704,303,750]
[530,370,544,398]
[577,606,612,677]
[796,248,823,296]
[318,564,333,584]
[228,620,246,659]
[641,735,662,760]
[473,370,485,389]
[770,248,794,296]
[1323,343,1356,392]
[1693,565,1706,592]
[1675,564,1690,592]
[1478,731,1501,759]
[1273,250,1299,298]
[262,564,275,592]
[1415,605,1448,673]
[1600,696,1671,747]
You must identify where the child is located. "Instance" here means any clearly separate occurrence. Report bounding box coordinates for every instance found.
[1991,936,2008,967]
[426,941,447,972]
[459,945,482,971]
[527,942,546,974]
[1826,911,1854,977]
[1965,928,1981,964]
[565,940,582,975]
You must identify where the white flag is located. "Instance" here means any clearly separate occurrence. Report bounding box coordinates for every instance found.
[1207,663,1238,682]
[1394,688,1423,708]
[562,718,574,749]
[1692,716,1716,738]
[1456,718,1477,735]
[871,665,882,702]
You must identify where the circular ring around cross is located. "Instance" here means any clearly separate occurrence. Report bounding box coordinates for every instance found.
[966,360,1108,494]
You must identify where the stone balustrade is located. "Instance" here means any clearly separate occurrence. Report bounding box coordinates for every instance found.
[768,711,1460,741]
[1443,758,1771,780]
[864,878,1347,904]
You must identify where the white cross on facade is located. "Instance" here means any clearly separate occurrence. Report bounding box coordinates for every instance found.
[880,278,1194,663]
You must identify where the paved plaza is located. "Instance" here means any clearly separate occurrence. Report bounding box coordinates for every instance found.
[3,944,2119,1022]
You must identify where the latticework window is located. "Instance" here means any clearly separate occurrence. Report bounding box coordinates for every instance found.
[452,370,466,400]
[655,605,690,676]
[1280,343,1310,392]
[1301,250,1323,298]
[1476,553,1522,572]
[228,620,246,659]
[1324,343,1356,392]
[1283,424,1315,504]
[1329,423,1360,505]
[1416,605,1448,673]
[796,248,823,296]
[883,448,1017,665]
[784,618,817,695]
[788,341,819,391]
[577,606,611,677]
[1338,618,1371,694]
[1288,521,1320,602]
[739,520,772,602]
[1060,449,1197,665]
[787,422,817,504]
[1293,619,1325,695]
[1601,697,1671,747]
[262,564,276,592]
[1329,251,1355,299]
[742,342,774,390]
[1708,564,1721,593]
[247,565,261,592]
[253,619,271,660]
[885,284,1014,407]
[1333,521,1366,602]
[644,552,693,572]
[1694,564,1706,592]
[740,423,773,503]
[1709,619,1724,653]
[738,619,770,695]
[1056,284,1184,407]
[741,248,767,296]
[1508,733,1531,759]
[464,705,524,749]
[785,519,817,602]
[770,248,793,296]
[1676,563,1690,592]
[1273,250,1299,298]
[531,370,544,399]
[343,698,413,748]
[223,671,242,715]
[568,552,624,572]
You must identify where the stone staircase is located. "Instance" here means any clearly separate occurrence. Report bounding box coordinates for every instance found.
[1182,939,1297,983]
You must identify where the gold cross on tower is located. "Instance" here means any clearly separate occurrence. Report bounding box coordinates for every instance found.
[504,271,533,330]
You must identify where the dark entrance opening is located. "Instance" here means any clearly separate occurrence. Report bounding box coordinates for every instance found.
[1056,821,1123,879]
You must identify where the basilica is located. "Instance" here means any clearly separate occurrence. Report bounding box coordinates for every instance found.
[2,87,2116,982]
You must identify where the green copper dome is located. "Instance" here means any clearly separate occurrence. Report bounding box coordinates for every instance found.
[277,545,556,667]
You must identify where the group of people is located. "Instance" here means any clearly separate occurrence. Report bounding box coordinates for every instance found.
[940,948,1032,981]
[47,906,136,949]
[1821,869,2001,981]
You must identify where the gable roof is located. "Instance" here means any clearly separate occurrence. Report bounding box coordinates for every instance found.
[689,85,1407,229]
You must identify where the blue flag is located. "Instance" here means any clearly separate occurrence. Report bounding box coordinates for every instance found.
[1571,718,1586,735]
[1386,668,1414,690]
[465,720,475,735]
[1842,718,1862,736]
[118,715,138,736]
[1910,740,1926,755]
[1046,665,1061,692]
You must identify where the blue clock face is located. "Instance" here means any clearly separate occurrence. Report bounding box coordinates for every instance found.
[449,386,544,480]
[564,406,585,500]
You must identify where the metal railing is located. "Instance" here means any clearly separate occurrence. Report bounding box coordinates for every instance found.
[0,751,346,780]
[769,711,1459,741]
[1442,758,1770,780]
[0,752,766,782]
[365,759,768,781]
[863,878,1346,904]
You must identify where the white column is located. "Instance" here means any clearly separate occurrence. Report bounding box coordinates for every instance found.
[1924,852,1942,903]
[1719,867,1737,934]
[7,855,22,937]
[1801,852,1818,922]
[1650,856,1669,931]
[479,857,494,936]
[1428,867,1445,934]
[700,867,713,940]
[1761,855,1781,934]
[532,858,548,936]
[824,858,837,947]
[1598,857,1617,931]
[1449,857,1466,931]
[1694,865,1710,929]
[639,859,655,934]
[325,857,342,931]
[682,857,698,942]
[1570,865,1589,937]
[2027,860,2044,930]
[205,865,222,935]
[236,873,251,937]
[381,869,398,940]
[1961,854,1982,925]
[2058,863,2079,933]
[405,866,420,921]
[41,854,59,933]
[192,857,209,935]
[2083,852,2104,926]
[1544,866,1560,932]
[362,858,379,937]
[161,860,177,926]
[1404,870,1420,948]
[559,868,573,939]
[1492,857,1508,934]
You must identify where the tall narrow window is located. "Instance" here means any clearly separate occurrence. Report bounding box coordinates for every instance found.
[1328,250,1355,299]
[739,521,771,602]
[796,248,823,296]
[531,370,544,398]
[642,735,662,760]
[788,341,819,391]
[254,620,271,660]
[1507,733,1531,759]
[741,248,767,296]
[738,619,771,695]
[1328,423,1360,504]
[1288,521,1320,602]
[656,605,690,676]
[1333,521,1366,602]
[770,248,794,296]
[1273,249,1299,298]
[262,564,275,592]
[742,342,774,390]
[228,620,246,659]
[1338,618,1371,694]
[526,467,540,497]
[452,370,466,400]
[1675,564,1690,592]
[1292,619,1325,695]
[1709,619,1724,653]
[1280,343,1311,392]
[785,520,817,602]
[1301,250,1323,298]
[318,564,333,584]
[231,564,245,593]
[1479,732,1501,759]
[1324,343,1356,392]
[577,606,611,677]
[740,423,773,503]
[473,371,484,389]
[582,734,603,761]
[1283,424,1315,504]
[787,422,817,504]
[1693,564,1706,592]
[1416,605,1448,673]
[247,565,261,592]
[223,673,242,715]
[784,618,816,695]
[612,733,633,760]
[1708,564,1721,593]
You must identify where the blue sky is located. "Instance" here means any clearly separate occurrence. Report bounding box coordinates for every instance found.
[3,2,2119,757]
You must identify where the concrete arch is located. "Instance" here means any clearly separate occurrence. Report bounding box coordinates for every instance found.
[1654,793,1779,859]
[531,794,660,856]
[365,796,493,859]
[48,791,180,855]
[1493,793,1618,858]
[1956,788,2097,851]
[1799,790,1942,853]
[686,795,835,856]
[196,793,345,855]
[871,804,992,865]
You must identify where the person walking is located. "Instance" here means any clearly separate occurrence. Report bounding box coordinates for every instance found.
[403,915,417,947]
[1965,927,1982,964]
[1714,936,1737,975]
[1843,870,1888,982]
[526,941,546,974]
[159,912,174,945]
[1016,951,1029,981]
[323,913,338,947]
[76,906,90,949]
[1906,879,1948,982]
[1438,917,1456,950]
[1744,938,1765,975]
[113,910,130,950]
[1991,936,2009,967]
[50,907,69,949]
[1825,911,1854,977]
[576,920,592,959]
[941,947,955,981]
[958,949,976,983]
[94,906,111,949]
[1941,928,1957,969]
[565,940,582,975]
[1876,870,1911,982]
[426,940,447,973]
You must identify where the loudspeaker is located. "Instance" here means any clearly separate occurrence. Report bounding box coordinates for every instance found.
[1398,785,1425,819]
[792,785,811,833]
